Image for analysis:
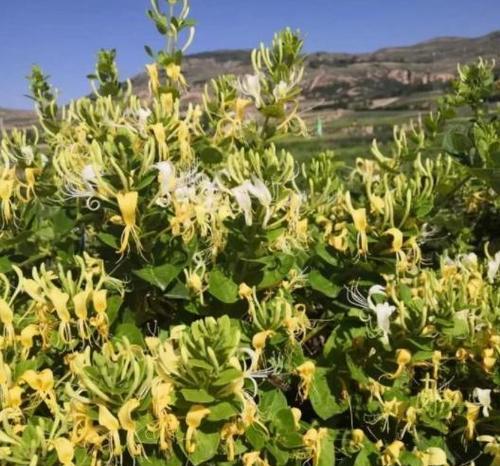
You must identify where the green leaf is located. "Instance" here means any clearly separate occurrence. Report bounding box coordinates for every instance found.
[180,388,215,403]
[308,270,341,298]
[97,232,119,249]
[188,431,220,465]
[133,263,181,291]
[114,323,144,345]
[273,408,297,433]
[213,367,243,386]
[310,367,348,420]
[317,429,335,466]
[259,388,288,416]
[0,257,12,273]
[207,401,239,421]
[208,269,239,303]
[246,424,268,450]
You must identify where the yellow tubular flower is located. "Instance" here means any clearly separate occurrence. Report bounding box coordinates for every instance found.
[48,288,72,342]
[351,429,365,447]
[146,63,160,93]
[295,361,315,400]
[303,428,328,466]
[385,228,404,253]
[220,422,244,461]
[19,324,39,358]
[389,349,412,379]
[116,191,141,255]
[381,440,405,466]
[6,385,23,409]
[482,348,496,372]
[185,405,211,454]
[166,63,187,86]
[0,298,15,346]
[98,404,122,456]
[464,402,480,440]
[53,438,75,466]
[243,451,270,466]
[118,398,142,457]
[251,330,274,369]
[21,369,57,412]
[416,447,448,466]
[0,172,15,223]
[345,192,368,254]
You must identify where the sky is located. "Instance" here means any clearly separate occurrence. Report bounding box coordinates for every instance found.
[1,0,499,109]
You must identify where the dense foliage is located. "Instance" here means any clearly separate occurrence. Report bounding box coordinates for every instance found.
[0,1,499,465]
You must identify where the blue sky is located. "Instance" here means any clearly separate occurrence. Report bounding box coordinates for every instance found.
[1,0,499,109]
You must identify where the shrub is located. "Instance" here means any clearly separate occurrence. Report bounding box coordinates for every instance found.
[0,1,498,465]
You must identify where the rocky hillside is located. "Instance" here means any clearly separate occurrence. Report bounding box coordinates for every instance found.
[2,30,499,131]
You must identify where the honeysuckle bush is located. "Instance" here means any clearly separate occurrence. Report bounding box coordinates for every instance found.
[0,2,499,466]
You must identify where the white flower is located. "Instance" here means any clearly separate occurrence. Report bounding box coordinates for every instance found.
[238,74,263,108]
[81,164,98,184]
[231,184,253,226]
[487,251,500,283]
[20,146,35,165]
[373,302,396,341]
[347,284,395,342]
[273,80,290,101]
[473,388,491,417]
[155,161,176,198]
[459,252,478,269]
[246,177,272,207]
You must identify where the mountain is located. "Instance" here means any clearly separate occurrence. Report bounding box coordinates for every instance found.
[2,30,499,140]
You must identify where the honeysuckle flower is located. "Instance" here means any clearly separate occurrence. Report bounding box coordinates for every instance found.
[347,284,395,343]
[118,398,142,456]
[21,369,58,412]
[381,440,405,466]
[220,421,244,461]
[303,428,328,466]
[385,227,404,253]
[464,401,480,440]
[416,447,448,466]
[116,191,141,255]
[0,171,15,223]
[52,437,75,466]
[98,404,122,456]
[185,404,210,453]
[166,63,187,86]
[473,388,492,417]
[238,74,263,108]
[345,191,368,254]
[295,360,315,400]
[273,80,290,101]
[48,287,72,342]
[0,297,15,346]
[146,63,160,93]
[351,429,365,447]
[243,451,271,466]
[482,348,496,372]
[487,251,500,283]
[291,407,302,429]
[231,183,253,225]
[389,348,412,379]
[155,161,176,201]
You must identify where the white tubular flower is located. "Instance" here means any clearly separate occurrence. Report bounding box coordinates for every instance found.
[473,388,492,417]
[487,251,500,283]
[373,302,396,342]
[459,253,478,269]
[82,164,98,184]
[347,284,395,343]
[231,184,253,226]
[155,161,176,199]
[247,178,272,207]
[273,81,290,101]
[238,74,263,108]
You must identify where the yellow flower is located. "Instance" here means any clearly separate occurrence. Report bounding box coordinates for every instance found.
[351,429,365,446]
[303,428,328,466]
[220,422,244,461]
[116,191,141,255]
[385,228,404,253]
[166,63,186,86]
[295,360,315,400]
[146,63,160,93]
[53,437,75,466]
[0,173,15,223]
[381,440,405,466]
[0,298,15,345]
[118,398,142,456]
[389,348,412,379]
[291,407,302,429]
[464,401,480,440]
[185,405,211,453]
[345,192,368,254]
